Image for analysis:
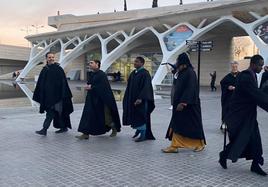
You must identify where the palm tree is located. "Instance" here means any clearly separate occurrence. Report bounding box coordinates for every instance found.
[152,0,158,8]
[124,0,127,11]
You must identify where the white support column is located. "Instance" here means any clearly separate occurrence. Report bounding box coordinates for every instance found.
[197,19,207,29]
[100,28,155,72]
[129,27,136,36]
[151,16,256,87]
[18,13,268,89]
[17,83,39,107]
[16,39,61,81]
[249,12,261,19]
[59,34,101,68]
[247,16,268,66]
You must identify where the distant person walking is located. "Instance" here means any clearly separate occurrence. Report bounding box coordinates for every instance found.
[12,72,16,79]
[210,71,217,91]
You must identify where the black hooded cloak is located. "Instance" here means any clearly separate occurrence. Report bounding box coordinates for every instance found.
[78,70,121,135]
[122,68,155,140]
[223,69,268,164]
[33,63,73,129]
[220,72,239,122]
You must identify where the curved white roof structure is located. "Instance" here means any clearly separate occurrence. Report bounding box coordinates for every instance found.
[18,0,268,88]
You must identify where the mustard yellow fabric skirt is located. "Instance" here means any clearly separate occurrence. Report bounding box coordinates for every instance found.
[170,133,205,150]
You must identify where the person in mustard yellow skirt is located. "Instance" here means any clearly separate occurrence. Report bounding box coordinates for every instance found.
[162,53,206,153]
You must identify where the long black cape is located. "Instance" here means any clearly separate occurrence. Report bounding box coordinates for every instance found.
[166,67,206,142]
[123,68,155,140]
[33,63,73,129]
[220,72,239,122]
[224,70,268,164]
[78,70,121,135]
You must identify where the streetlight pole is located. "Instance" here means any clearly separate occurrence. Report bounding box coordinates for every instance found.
[20,26,32,47]
[186,40,213,91]
[31,24,44,34]
[197,41,201,88]
[20,26,32,35]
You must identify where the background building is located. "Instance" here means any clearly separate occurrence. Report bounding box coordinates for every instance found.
[16,0,268,87]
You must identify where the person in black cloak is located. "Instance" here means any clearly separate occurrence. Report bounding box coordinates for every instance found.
[210,71,217,91]
[33,52,73,136]
[220,61,239,131]
[219,55,268,176]
[260,66,268,94]
[76,60,121,140]
[122,56,155,142]
[162,52,206,153]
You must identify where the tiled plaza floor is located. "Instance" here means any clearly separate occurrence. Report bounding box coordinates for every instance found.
[0,90,267,186]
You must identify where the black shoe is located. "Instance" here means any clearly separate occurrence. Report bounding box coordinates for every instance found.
[110,128,117,137]
[55,128,68,134]
[135,137,146,142]
[35,129,47,136]
[219,151,227,169]
[75,134,89,140]
[259,157,264,166]
[251,162,267,176]
[132,130,140,138]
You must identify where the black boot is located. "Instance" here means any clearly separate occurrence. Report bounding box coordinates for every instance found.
[135,130,146,142]
[132,130,140,138]
[219,151,227,169]
[251,161,267,176]
[55,128,68,134]
[35,129,47,136]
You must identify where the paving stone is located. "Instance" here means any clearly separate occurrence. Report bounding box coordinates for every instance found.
[0,90,267,186]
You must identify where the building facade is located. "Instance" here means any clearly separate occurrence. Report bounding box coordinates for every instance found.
[0,44,30,79]
[17,0,268,87]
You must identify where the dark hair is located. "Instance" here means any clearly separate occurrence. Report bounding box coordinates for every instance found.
[176,52,192,68]
[250,55,263,65]
[93,60,101,68]
[136,56,145,64]
[45,51,54,58]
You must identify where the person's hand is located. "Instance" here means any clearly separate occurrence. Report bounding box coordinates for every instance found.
[228,86,235,90]
[264,66,268,72]
[85,84,92,90]
[134,99,142,106]
[176,103,186,111]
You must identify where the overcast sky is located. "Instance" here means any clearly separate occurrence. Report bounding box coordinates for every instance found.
[0,0,217,47]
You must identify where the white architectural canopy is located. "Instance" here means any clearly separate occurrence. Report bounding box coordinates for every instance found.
[17,0,268,88]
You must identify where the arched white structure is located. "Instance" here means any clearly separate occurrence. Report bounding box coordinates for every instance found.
[17,0,268,88]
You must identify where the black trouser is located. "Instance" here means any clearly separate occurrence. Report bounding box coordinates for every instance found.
[210,84,217,91]
[43,109,64,130]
